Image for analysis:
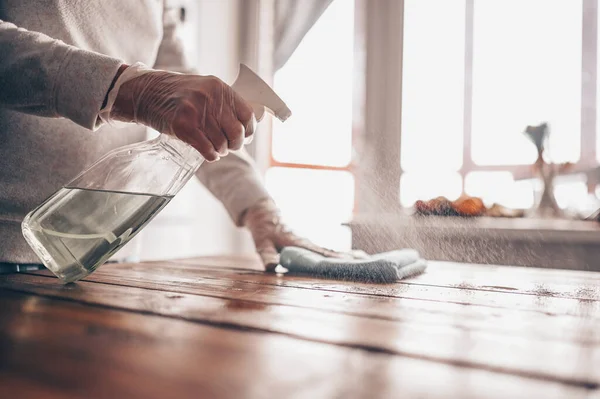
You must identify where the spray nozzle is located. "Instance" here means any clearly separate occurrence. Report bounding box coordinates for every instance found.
[231,64,292,123]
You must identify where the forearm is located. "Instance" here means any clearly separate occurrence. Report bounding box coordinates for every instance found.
[0,19,123,130]
[195,149,272,226]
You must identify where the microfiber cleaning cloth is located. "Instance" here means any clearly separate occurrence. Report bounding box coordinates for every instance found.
[279,247,427,284]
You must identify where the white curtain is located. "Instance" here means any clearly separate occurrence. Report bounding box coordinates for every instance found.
[239,0,334,164]
[273,0,335,70]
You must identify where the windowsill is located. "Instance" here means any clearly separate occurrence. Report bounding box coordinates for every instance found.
[346,212,600,271]
[347,213,600,243]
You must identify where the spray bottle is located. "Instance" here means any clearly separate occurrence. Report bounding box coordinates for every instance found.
[21,64,290,283]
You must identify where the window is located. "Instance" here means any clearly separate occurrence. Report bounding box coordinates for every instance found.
[472,0,582,166]
[401,0,600,212]
[263,0,600,252]
[265,0,355,251]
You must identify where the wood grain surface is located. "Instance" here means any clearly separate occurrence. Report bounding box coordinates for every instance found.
[1,257,599,398]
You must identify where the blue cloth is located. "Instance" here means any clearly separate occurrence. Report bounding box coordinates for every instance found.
[279,247,427,283]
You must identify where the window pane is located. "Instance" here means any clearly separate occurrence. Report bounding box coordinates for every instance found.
[472,0,582,165]
[554,176,588,210]
[401,0,465,172]
[265,167,354,250]
[400,172,462,207]
[465,171,534,209]
[272,0,354,167]
[513,180,536,210]
[464,171,513,206]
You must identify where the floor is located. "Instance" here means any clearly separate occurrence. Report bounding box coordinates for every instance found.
[1,257,599,398]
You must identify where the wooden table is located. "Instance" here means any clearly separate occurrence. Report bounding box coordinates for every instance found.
[1,257,599,398]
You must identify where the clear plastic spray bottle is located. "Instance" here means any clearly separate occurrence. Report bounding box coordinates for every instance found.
[21,64,290,283]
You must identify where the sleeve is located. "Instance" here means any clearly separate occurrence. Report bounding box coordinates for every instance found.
[154,1,272,226]
[0,19,123,130]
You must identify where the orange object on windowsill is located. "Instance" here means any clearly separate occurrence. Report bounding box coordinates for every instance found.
[414,195,486,217]
[453,197,485,216]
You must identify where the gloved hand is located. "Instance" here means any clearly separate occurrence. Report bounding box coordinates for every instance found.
[242,198,368,271]
[100,63,256,162]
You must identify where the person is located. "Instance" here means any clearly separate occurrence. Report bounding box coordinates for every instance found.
[0,1,345,273]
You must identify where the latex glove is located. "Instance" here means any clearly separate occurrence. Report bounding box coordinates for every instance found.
[101,63,256,162]
[242,199,368,271]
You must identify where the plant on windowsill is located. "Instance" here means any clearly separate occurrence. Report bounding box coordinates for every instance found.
[523,122,573,219]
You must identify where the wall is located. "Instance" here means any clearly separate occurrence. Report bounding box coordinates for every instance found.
[135,0,257,261]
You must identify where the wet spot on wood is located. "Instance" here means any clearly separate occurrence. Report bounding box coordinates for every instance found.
[481,285,519,291]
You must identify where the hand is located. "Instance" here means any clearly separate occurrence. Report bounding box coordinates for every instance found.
[242,199,366,271]
[110,65,256,162]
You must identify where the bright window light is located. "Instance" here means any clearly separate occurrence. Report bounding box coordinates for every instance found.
[265,167,354,251]
[272,0,354,167]
[464,171,535,209]
[471,0,582,165]
[401,0,466,173]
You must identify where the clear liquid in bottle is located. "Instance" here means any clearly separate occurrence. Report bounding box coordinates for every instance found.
[22,187,172,283]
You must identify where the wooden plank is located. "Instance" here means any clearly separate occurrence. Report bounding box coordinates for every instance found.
[125,254,600,285]
[55,264,600,347]
[76,261,600,320]
[180,259,600,302]
[407,263,600,300]
[161,255,264,270]
[168,255,600,285]
[422,261,600,284]
[2,273,600,388]
[2,290,594,399]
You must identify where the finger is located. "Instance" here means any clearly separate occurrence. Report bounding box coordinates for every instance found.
[232,92,256,138]
[212,87,246,151]
[256,240,280,272]
[190,130,221,162]
[349,249,371,259]
[205,115,229,156]
[171,101,220,162]
[218,113,245,151]
[281,234,347,259]
[246,114,258,138]
[255,105,265,122]
[270,226,344,259]
[302,242,346,259]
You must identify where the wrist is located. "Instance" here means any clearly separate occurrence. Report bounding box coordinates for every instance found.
[242,198,279,227]
[110,68,137,123]
[98,62,155,126]
[103,64,128,109]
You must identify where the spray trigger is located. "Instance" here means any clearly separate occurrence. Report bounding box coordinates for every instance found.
[231,64,292,123]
